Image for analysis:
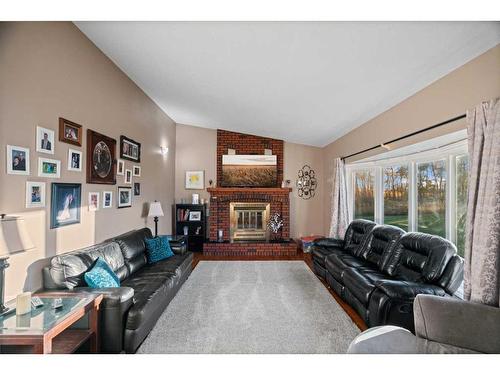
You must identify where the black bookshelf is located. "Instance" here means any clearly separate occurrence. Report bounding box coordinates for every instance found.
[174,204,207,252]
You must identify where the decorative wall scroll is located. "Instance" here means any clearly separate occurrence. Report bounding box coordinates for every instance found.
[296,165,317,200]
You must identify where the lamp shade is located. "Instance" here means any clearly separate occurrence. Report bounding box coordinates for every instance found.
[0,216,35,256]
[148,201,164,217]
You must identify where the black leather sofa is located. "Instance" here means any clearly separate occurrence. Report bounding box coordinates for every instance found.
[312,220,464,332]
[42,228,192,353]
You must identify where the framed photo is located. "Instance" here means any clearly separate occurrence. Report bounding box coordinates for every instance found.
[38,157,61,178]
[189,211,201,221]
[68,149,82,172]
[120,135,141,162]
[134,182,141,196]
[117,160,125,175]
[102,191,113,208]
[185,170,204,190]
[86,129,116,185]
[133,165,141,177]
[6,145,30,175]
[125,169,132,184]
[192,193,199,204]
[59,118,83,147]
[221,154,277,187]
[88,192,99,211]
[118,186,132,208]
[36,126,55,154]
[50,183,81,228]
[26,181,46,208]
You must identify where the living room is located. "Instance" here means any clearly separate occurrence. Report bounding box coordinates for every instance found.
[1,1,499,373]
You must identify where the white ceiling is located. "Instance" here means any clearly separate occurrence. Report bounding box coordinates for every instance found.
[75,22,500,147]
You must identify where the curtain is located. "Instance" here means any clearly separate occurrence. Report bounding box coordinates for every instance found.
[464,98,500,307]
[329,157,350,239]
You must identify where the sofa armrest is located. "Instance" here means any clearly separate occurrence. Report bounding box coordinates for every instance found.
[165,236,188,255]
[71,286,134,353]
[375,280,447,300]
[313,237,344,248]
[413,294,500,353]
[73,286,134,308]
[368,281,447,331]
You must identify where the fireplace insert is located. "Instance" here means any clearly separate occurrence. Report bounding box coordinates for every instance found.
[229,202,270,242]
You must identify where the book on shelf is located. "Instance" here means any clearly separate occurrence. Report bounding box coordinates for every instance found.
[177,208,191,221]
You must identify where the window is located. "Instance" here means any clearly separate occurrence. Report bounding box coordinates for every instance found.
[383,165,409,230]
[455,155,469,257]
[353,170,375,221]
[417,160,447,237]
[346,137,467,257]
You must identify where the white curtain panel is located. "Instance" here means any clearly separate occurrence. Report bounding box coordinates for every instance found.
[329,157,350,239]
[464,98,500,307]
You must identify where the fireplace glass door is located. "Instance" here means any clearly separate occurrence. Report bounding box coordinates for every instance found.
[230,202,270,242]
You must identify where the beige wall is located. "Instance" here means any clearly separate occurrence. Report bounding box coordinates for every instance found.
[0,22,177,300]
[174,124,217,204]
[174,124,325,238]
[284,142,325,238]
[322,45,500,234]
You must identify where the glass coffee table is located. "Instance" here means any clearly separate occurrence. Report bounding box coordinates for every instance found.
[0,292,103,354]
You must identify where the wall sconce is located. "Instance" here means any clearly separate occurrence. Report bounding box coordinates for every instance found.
[160,147,169,155]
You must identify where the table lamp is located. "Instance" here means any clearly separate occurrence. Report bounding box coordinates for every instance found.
[0,215,35,316]
[148,201,164,237]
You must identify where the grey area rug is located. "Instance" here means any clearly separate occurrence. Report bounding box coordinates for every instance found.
[137,261,360,354]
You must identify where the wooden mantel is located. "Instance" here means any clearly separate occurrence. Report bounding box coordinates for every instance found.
[207,187,292,194]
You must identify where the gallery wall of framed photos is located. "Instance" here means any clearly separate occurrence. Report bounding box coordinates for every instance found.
[5,119,153,230]
[0,22,177,302]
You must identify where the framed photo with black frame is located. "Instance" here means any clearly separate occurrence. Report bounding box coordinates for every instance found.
[118,186,132,208]
[50,183,81,228]
[120,135,141,162]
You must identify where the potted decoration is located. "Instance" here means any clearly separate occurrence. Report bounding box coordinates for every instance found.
[267,213,284,242]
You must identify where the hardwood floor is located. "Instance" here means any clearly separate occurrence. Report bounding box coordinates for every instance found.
[192,250,368,331]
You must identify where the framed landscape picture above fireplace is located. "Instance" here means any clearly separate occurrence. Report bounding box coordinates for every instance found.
[221,155,277,187]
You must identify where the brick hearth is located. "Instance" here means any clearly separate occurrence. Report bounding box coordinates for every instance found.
[203,240,298,257]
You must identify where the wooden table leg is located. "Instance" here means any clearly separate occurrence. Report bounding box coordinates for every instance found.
[32,338,51,354]
[88,305,100,353]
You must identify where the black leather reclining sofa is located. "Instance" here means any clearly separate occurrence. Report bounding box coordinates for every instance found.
[42,228,192,353]
[312,219,464,332]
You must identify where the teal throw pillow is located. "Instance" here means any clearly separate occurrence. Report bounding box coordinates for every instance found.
[84,257,120,288]
[145,236,174,264]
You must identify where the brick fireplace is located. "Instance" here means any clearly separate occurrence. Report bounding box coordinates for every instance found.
[203,130,297,256]
[204,187,297,256]
[207,187,291,242]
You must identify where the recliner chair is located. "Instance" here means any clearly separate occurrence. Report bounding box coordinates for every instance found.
[326,224,405,320]
[348,294,500,354]
[311,219,376,279]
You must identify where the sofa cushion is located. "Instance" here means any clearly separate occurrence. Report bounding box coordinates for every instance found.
[113,228,153,276]
[125,278,174,330]
[49,241,127,289]
[122,254,192,331]
[361,225,405,272]
[325,253,371,282]
[343,268,392,305]
[392,233,456,283]
[344,219,376,256]
[311,246,344,267]
[84,257,120,288]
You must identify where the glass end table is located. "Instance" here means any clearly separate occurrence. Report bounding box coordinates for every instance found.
[0,292,103,354]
